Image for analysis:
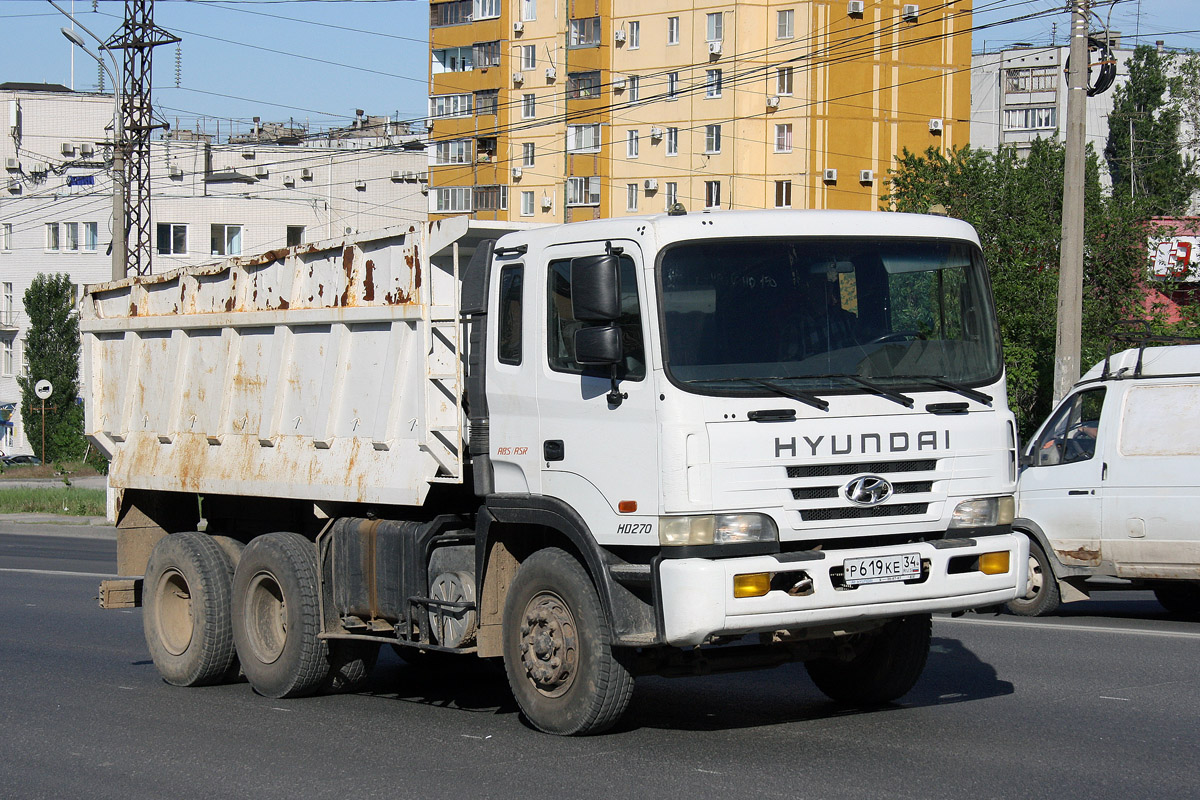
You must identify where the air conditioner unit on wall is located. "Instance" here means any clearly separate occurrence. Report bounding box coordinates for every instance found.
[766,96,780,109]
[513,21,524,34]
[61,142,75,156]
[283,175,295,186]
[512,167,523,179]
[541,195,553,210]
[823,168,838,183]
[391,170,404,181]
[4,158,19,171]
[79,143,94,157]
[301,168,313,180]
[644,178,658,191]
[613,77,627,90]
[650,126,664,139]
[929,118,944,134]
[860,169,875,184]
[255,166,269,178]
[708,41,722,56]
[6,178,20,194]
[848,1,865,15]
[902,4,919,22]
[614,29,626,43]
[513,72,525,85]
[168,166,183,178]
[545,67,557,80]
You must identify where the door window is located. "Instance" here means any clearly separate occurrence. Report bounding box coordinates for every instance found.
[1032,388,1106,466]
[547,255,645,379]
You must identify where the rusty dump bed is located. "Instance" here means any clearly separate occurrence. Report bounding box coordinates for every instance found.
[81,217,510,507]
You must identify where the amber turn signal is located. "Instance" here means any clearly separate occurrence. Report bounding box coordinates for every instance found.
[979,551,1010,575]
[618,500,638,513]
[733,573,771,598]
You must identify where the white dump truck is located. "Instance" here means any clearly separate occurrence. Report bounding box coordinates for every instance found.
[86,210,1027,735]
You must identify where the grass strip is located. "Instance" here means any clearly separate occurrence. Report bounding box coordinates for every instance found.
[0,488,107,517]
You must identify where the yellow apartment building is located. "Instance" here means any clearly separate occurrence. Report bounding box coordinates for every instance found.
[427,0,970,221]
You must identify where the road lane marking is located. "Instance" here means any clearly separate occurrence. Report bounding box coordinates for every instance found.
[0,567,114,578]
[937,615,1200,640]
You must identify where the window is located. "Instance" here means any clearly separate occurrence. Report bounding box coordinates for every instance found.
[1004,106,1057,130]
[430,93,473,118]
[2,223,11,251]
[45,223,60,251]
[63,222,79,252]
[777,9,794,39]
[628,20,640,49]
[156,223,187,255]
[566,177,601,206]
[433,46,473,73]
[435,187,472,212]
[628,75,640,102]
[706,69,722,98]
[473,185,508,211]
[705,180,721,209]
[430,0,471,27]
[667,72,679,99]
[705,124,722,154]
[627,183,639,212]
[569,17,601,48]
[1,338,11,376]
[475,89,499,115]
[627,130,640,159]
[473,41,501,68]
[521,45,537,70]
[83,222,97,252]
[521,0,536,21]
[211,224,242,256]
[665,182,678,210]
[775,180,792,208]
[522,93,537,119]
[667,16,680,45]
[775,123,792,153]
[286,226,305,247]
[777,66,794,96]
[706,12,723,42]
[547,255,644,378]
[666,127,679,156]
[521,190,535,216]
[476,137,498,161]
[1006,66,1056,93]
[1032,388,1106,466]
[2,283,12,327]
[522,143,536,167]
[473,0,500,20]
[497,265,523,365]
[567,71,601,99]
[434,139,472,164]
[567,124,601,153]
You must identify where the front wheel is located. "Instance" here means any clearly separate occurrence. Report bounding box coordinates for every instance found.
[1153,582,1200,617]
[1006,538,1060,616]
[502,548,634,735]
[805,614,932,705]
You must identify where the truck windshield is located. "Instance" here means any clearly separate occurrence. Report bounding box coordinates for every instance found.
[658,236,1002,394]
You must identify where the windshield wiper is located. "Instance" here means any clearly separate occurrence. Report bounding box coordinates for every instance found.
[889,375,993,406]
[767,373,914,409]
[690,377,830,412]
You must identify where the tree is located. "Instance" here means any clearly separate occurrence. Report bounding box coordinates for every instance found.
[1104,45,1198,215]
[884,142,1144,437]
[17,274,86,463]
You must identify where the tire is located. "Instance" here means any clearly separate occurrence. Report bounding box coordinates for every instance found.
[1006,538,1061,617]
[805,614,932,705]
[324,641,379,693]
[502,548,634,735]
[1153,582,1200,617]
[143,531,238,687]
[231,532,330,699]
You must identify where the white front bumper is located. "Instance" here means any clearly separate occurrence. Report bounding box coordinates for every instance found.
[658,533,1029,646]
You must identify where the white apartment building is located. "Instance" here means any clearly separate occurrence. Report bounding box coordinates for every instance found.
[1,83,429,457]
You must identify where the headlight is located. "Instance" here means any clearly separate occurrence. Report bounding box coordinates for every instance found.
[659,513,778,546]
[949,496,1016,529]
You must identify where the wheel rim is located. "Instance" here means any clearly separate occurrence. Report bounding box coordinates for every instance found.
[245,571,287,664]
[1024,554,1044,600]
[518,591,578,698]
[154,568,193,656]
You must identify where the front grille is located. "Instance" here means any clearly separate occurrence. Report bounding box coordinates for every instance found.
[801,502,929,522]
[787,459,936,479]
[792,480,931,501]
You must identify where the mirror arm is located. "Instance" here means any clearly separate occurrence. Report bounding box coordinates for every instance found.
[607,364,627,407]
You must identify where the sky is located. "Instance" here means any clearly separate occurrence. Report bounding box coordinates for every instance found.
[0,0,1197,140]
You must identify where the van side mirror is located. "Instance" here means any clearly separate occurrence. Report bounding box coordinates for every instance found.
[570,254,621,322]
[574,324,622,365]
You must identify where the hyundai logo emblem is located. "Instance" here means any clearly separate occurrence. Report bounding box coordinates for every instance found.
[844,475,893,506]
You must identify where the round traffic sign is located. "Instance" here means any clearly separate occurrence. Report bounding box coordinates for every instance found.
[34,380,53,400]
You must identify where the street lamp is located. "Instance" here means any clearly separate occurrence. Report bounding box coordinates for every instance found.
[54,11,126,282]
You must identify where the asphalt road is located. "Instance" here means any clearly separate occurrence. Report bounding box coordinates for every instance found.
[2,530,1198,800]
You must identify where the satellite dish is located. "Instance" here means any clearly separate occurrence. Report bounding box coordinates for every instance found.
[35,380,53,400]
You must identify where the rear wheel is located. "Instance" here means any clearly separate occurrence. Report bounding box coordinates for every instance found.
[143,532,237,686]
[805,614,932,705]
[502,548,634,735]
[1153,582,1200,617]
[1006,538,1060,617]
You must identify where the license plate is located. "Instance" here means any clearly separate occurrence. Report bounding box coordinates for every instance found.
[843,552,922,586]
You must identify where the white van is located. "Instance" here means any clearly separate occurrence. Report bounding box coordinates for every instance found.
[1010,343,1200,616]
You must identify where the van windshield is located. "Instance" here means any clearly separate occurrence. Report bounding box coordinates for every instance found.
[658,236,1002,394]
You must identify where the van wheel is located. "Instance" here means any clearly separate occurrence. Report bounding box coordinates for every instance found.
[1153,582,1200,617]
[805,614,931,705]
[502,548,634,735]
[1006,539,1060,616]
[232,532,329,699]
[143,532,238,686]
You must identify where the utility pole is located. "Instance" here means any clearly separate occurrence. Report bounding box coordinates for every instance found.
[1052,0,1089,406]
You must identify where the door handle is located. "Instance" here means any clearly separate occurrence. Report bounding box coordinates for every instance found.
[1067,490,1091,496]
[543,440,564,462]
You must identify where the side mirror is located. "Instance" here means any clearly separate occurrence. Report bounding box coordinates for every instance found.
[571,254,621,322]
[574,324,622,365]
[1018,452,1033,468]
